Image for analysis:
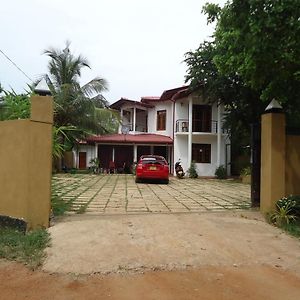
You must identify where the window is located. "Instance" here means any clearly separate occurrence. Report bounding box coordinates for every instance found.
[157,110,166,130]
[192,144,211,163]
[192,105,211,132]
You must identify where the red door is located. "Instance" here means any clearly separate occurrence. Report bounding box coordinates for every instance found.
[79,152,87,169]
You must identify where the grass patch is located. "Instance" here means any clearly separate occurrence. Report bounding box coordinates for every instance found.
[281,220,300,238]
[0,228,50,269]
[51,195,72,216]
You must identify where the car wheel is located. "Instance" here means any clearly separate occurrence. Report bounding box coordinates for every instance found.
[163,179,169,184]
[135,177,141,183]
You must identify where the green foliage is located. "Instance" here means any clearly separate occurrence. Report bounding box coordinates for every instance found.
[184,41,264,168]
[212,0,300,108]
[271,201,296,228]
[185,0,300,172]
[215,165,227,179]
[51,195,71,216]
[42,42,119,135]
[131,162,137,175]
[52,125,84,159]
[39,42,119,164]
[0,228,50,269]
[0,90,30,121]
[187,161,198,178]
[202,3,221,23]
[89,158,100,173]
[277,195,300,218]
[270,195,300,234]
[240,166,251,176]
[282,221,300,238]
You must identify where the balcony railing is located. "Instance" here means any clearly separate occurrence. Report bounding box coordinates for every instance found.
[176,119,189,133]
[121,124,147,133]
[121,124,133,133]
[175,119,227,133]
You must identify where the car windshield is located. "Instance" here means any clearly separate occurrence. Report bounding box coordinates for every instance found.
[141,156,166,165]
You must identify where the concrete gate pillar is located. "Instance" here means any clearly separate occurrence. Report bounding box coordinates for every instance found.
[260,100,286,213]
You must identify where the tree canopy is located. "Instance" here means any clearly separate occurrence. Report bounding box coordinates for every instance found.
[204,0,300,108]
[185,0,300,173]
[185,0,300,126]
[43,42,118,135]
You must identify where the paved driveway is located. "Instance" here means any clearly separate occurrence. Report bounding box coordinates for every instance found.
[52,174,251,215]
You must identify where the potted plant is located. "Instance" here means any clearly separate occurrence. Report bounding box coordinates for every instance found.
[240,166,251,184]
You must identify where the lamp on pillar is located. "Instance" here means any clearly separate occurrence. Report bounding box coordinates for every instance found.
[34,78,51,96]
[265,98,283,113]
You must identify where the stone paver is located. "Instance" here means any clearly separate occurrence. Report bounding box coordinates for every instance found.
[52,174,251,215]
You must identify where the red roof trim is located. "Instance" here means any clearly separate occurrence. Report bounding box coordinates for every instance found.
[110,98,154,110]
[159,86,189,101]
[140,96,160,104]
[85,133,173,145]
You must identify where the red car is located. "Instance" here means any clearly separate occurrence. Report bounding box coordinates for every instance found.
[135,155,169,184]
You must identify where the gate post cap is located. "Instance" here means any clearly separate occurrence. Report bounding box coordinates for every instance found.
[34,78,51,96]
[265,99,283,112]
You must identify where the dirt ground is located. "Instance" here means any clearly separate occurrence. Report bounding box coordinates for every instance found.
[1,261,300,300]
[1,211,300,299]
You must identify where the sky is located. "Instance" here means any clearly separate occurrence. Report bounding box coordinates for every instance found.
[0,0,226,104]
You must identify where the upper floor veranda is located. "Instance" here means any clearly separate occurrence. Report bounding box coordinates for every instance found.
[109,86,228,137]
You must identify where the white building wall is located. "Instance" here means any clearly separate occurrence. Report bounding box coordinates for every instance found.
[192,135,217,176]
[175,98,189,121]
[147,102,173,137]
[174,135,189,173]
[191,135,228,177]
[77,145,97,168]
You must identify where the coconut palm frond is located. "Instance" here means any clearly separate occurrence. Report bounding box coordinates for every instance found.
[91,94,110,108]
[81,77,109,98]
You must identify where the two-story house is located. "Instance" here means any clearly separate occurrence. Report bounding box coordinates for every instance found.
[75,85,230,176]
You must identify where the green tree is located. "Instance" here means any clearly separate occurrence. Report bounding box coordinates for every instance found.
[41,43,119,166]
[204,0,300,119]
[185,40,263,173]
[0,90,30,121]
[185,0,300,173]
[43,42,118,135]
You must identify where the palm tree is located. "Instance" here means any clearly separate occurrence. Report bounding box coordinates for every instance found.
[41,42,119,170]
[43,41,117,135]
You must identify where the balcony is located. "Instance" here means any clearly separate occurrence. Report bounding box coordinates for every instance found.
[121,124,147,134]
[175,119,227,134]
[175,119,189,133]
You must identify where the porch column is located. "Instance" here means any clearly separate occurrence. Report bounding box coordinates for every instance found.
[133,106,137,132]
[187,96,193,167]
[76,149,79,168]
[112,147,115,161]
[120,108,123,134]
[95,143,98,159]
[133,145,137,162]
[217,101,221,166]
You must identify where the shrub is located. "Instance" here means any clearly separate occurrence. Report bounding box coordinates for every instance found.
[276,195,300,218]
[215,165,227,179]
[89,158,100,174]
[187,161,198,178]
[270,195,300,227]
[240,166,251,176]
[131,162,137,175]
[271,201,296,227]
